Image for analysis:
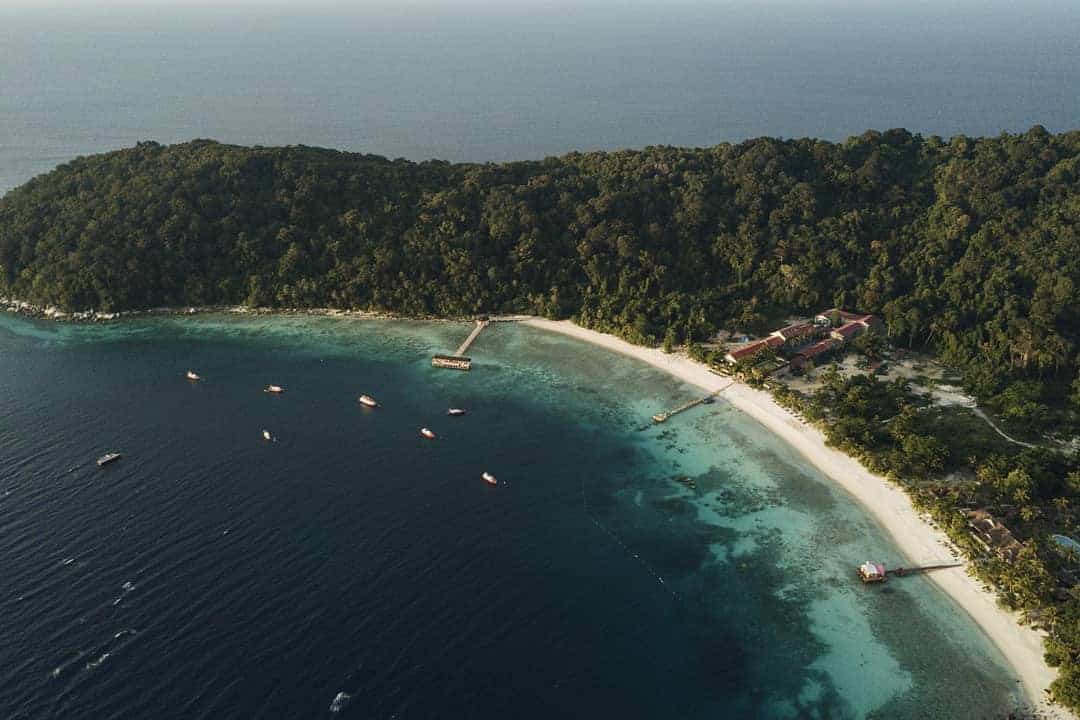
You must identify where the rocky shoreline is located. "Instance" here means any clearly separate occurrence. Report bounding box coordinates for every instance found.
[0,298,436,324]
[0,297,539,327]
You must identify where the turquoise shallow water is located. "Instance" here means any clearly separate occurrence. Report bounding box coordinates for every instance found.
[0,314,1020,718]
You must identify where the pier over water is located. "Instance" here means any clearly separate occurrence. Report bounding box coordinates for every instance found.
[433,319,496,371]
[455,320,489,356]
[652,382,733,424]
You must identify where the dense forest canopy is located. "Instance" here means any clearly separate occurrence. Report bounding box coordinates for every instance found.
[6,132,1080,708]
[2,129,1079,412]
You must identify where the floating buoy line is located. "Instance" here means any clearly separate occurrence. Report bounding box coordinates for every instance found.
[579,474,679,602]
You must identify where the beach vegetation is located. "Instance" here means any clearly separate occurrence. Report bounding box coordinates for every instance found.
[786,369,1080,708]
[5,129,1080,709]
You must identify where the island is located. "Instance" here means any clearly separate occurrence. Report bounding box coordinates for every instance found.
[2,128,1080,713]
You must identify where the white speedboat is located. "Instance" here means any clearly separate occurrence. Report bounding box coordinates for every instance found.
[420,427,436,440]
[358,394,378,408]
[447,408,466,416]
[265,384,284,394]
[482,471,497,486]
[262,429,274,442]
[96,452,122,467]
[186,370,202,381]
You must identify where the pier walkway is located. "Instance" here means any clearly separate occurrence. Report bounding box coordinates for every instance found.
[652,382,734,424]
[433,319,497,371]
[455,320,489,356]
[887,563,963,578]
[858,560,963,584]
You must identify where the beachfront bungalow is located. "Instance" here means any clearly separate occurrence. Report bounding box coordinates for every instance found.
[724,335,784,365]
[769,322,817,347]
[965,509,1022,563]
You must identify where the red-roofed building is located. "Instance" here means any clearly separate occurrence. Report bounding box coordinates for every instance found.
[724,335,783,364]
[830,321,863,341]
[770,323,817,346]
[790,338,839,369]
[802,338,839,358]
[814,308,863,328]
[856,314,885,334]
[829,314,884,342]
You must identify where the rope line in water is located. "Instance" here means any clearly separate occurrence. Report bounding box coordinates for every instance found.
[580,474,679,602]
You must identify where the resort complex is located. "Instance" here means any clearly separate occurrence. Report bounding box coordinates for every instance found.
[2,0,1078,715]
[965,508,1024,565]
[722,308,885,374]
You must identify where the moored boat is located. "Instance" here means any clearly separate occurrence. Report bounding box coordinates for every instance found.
[358,394,378,408]
[262,429,274,442]
[447,408,466,416]
[482,471,497,486]
[186,370,202,381]
[96,452,122,467]
[420,427,436,439]
[265,384,284,394]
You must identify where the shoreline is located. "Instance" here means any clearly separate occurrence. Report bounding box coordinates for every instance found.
[1,303,1068,714]
[0,299,415,324]
[521,317,1068,719]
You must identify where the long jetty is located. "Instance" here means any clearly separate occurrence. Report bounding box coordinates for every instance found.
[652,383,733,424]
[455,320,489,356]
[887,563,963,578]
[858,561,964,584]
[432,319,493,371]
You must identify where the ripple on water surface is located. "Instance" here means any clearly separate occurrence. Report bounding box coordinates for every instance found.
[0,314,1021,719]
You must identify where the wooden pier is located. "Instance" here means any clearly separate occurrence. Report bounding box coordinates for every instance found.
[432,354,472,371]
[886,563,963,578]
[432,320,490,371]
[858,560,962,583]
[455,320,489,356]
[652,383,732,424]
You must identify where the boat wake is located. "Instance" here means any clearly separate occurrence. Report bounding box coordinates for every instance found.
[56,629,138,678]
[50,650,87,679]
[84,652,111,671]
[112,580,137,606]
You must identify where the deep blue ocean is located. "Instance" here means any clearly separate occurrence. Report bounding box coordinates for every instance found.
[0,2,1071,714]
[1,0,1079,193]
[0,315,1022,718]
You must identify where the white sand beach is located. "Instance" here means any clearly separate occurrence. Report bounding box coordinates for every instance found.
[522,317,1069,719]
